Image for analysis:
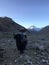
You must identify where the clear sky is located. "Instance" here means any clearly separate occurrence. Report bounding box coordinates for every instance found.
[0,0,49,28]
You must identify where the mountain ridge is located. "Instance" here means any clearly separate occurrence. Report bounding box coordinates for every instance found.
[0,17,25,32]
[0,16,49,37]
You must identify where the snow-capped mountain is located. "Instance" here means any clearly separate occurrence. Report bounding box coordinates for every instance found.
[27,25,41,32]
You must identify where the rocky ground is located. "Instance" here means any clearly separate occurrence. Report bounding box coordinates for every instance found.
[0,34,49,65]
[0,47,49,65]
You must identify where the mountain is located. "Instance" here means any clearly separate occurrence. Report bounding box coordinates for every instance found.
[39,25,49,35]
[27,25,41,34]
[0,17,25,32]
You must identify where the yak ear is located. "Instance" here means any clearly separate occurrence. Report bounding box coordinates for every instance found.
[13,32,15,36]
[13,32,16,39]
[14,35,16,39]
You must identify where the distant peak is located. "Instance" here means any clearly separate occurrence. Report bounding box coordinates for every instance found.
[29,25,36,29]
[28,25,41,32]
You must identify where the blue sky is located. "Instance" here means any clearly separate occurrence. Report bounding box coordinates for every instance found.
[0,0,49,28]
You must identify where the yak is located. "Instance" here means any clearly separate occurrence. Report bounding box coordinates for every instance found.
[13,32,27,54]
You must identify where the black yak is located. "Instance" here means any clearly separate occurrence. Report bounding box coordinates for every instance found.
[13,28,27,54]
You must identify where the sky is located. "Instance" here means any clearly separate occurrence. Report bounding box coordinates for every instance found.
[0,0,49,28]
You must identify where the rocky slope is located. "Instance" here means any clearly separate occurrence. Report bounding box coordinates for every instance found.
[0,17,24,32]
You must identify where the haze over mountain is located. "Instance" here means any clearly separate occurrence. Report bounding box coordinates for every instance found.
[27,25,41,33]
[27,25,49,37]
